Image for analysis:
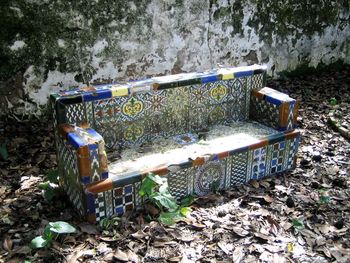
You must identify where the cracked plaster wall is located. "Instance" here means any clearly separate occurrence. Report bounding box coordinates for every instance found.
[0,0,349,115]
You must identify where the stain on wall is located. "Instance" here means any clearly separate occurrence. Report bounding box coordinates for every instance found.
[0,0,349,115]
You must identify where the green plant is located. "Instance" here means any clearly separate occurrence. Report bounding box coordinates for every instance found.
[317,189,331,206]
[38,170,60,201]
[330,97,338,106]
[30,221,76,249]
[292,219,304,230]
[99,217,119,231]
[139,173,194,225]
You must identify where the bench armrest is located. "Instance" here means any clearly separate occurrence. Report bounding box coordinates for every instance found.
[250,87,299,131]
[58,123,108,185]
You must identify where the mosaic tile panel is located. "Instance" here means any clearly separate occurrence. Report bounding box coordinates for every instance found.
[91,74,264,149]
[251,147,267,180]
[286,101,296,130]
[66,103,86,125]
[58,138,85,216]
[194,160,226,196]
[230,152,248,187]
[93,183,138,222]
[95,193,106,221]
[114,184,134,216]
[287,137,300,169]
[269,141,287,174]
[168,168,194,200]
[250,96,279,128]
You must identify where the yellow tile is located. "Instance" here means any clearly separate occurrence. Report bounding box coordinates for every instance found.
[111,85,128,97]
[221,73,234,80]
[218,69,234,80]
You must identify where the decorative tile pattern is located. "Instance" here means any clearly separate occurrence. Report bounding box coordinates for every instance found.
[95,193,106,221]
[269,142,286,174]
[58,138,85,216]
[122,97,145,119]
[114,184,134,216]
[251,147,267,180]
[230,152,248,186]
[134,181,142,206]
[194,160,226,196]
[66,103,86,125]
[250,96,279,128]
[287,137,300,169]
[168,168,192,200]
[286,101,296,130]
[90,74,263,148]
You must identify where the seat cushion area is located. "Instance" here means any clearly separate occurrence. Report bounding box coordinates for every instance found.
[108,121,279,176]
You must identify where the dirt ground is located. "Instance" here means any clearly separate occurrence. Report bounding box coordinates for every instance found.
[0,66,349,263]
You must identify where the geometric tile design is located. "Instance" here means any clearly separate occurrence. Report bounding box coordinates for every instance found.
[269,141,286,174]
[251,147,267,180]
[95,193,106,222]
[92,76,258,149]
[134,182,142,206]
[287,136,300,169]
[194,160,226,196]
[58,138,85,216]
[114,184,134,216]
[93,184,136,222]
[168,168,193,201]
[66,103,86,125]
[230,152,248,186]
[250,96,279,128]
[286,100,296,130]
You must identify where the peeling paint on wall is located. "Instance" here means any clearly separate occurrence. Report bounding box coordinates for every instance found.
[0,0,349,115]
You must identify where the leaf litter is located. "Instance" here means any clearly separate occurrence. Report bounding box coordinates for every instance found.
[0,66,349,262]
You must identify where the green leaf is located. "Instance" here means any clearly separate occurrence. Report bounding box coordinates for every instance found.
[49,221,76,234]
[292,219,305,230]
[43,188,55,201]
[319,195,331,204]
[152,194,178,211]
[180,195,195,207]
[0,143,8,160]
[147,173,167,185]
[159,213,175,225]
[158,182,169,194]
[330,97,337,106]
[139,176,156,197]
[38,181,49,190]
[42,225,55,242]
[47,170,59,183]
[159,211,183,225]
[180,207,192,216]
[30,236,49,249]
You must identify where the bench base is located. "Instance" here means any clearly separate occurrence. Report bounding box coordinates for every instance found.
[85,129,300,223]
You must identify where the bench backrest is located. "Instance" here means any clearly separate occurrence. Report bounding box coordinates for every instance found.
[51,65,266,149]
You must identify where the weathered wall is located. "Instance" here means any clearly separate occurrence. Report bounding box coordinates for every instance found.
[0,0,349,115]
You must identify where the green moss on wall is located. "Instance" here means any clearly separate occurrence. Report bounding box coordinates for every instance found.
[210,0,348,43]
[0,0,152,81]
[248,0,348,43]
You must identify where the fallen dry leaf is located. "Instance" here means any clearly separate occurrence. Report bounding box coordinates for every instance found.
[232,226,249,237]
[114,249,129,262]
[79,222,99,235]
[3,236,13,252]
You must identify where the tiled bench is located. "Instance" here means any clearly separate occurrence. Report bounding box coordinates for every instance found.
[51,65,300,223]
